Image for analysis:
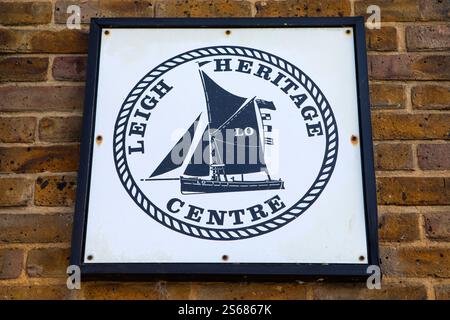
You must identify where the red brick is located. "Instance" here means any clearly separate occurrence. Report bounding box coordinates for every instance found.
[377,177,450,205]
[311,282,427,300]
[378,212,420,242]
[369,83,405,109]
[380,246,449,277]
[0,1,52,25]
[0,145,80,173]
[194,282,308,299]
[412,85,450,110]
[0,249,23,279]
[0,57,48,82]
[0,285,69,300]
[374,143,413,170]
[0,178,33,207]
[39,117,82,143]
[434,284,450,300]
[367,27,398,51]
[156,0,253,17]
[0,213,72,243]
[52,56,87,81]
[355,0,449,22]
[424,212,450,241]
[372,113,450,140]
[0,117,36,143]
[34,175,77,207]
[255,0,351,17]
[0,29,88,53]
[26,248,70,278]
[406,24,450,51]
[55,0,154,23]
[417,144,450,170]
[0,86,84,112]
[369,54,450,80]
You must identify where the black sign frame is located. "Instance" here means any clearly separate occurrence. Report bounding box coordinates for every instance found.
[71,17,379,281]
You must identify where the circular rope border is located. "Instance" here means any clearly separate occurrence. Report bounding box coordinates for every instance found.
[113,46,339,240]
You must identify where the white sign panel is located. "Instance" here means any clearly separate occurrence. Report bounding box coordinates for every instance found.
[72,18,379,279]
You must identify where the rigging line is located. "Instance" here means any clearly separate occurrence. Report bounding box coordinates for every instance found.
[254,99,273,159]
[210,96,256,135]
[198,70,214,167]
[141,178,180,181]
[212,138,223,164]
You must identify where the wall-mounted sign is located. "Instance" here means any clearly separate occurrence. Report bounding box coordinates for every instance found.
[72,18,379,279]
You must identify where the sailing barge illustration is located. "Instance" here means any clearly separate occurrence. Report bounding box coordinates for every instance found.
[147,70,284,194]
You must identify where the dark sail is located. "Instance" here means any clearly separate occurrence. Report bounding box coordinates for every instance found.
[150,114,201,178]
[200,71,247,130]
[212,97,267,175]
[183,71,267,177]
[184,127,211,177]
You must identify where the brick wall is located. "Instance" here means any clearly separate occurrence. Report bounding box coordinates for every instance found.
[0,0,448,300]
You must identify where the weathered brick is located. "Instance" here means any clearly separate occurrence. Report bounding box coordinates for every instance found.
[0,249,23,279]
[378,212,420,242]
[255,0,351,17]
[412,85,450,110]
[76,283,161,299]
[434,284,450,300]
[194,282,308,300]
[311,282,427,300]
[0,178,33,207]
[0,86,84,112]
[0,1,52,25]
[369,83,405,109]
[369,54,450,80]
[372,113,450,140]
[55,0,154,23]
[0,145,80,173]
[0,117,36,143]
[406,24,450,51]
[26,248,70,278]
[164,282,193,299]
[355,0,449,22]
[34,175,77,207]
[0,285,69,300]
[52,56,87,81]
[367,27,398,51]
[377,177,450,205]
[424,212,450,241]
[0,213,72,243]
[30,30,88,53]
[0,56,48,82]
[156,0,253,17]
[39,117,82,143]
[0,29,88,53]
[0,29,22,51]
[380,246,449,277]
[417,144,450,170]
[374,143,413,170]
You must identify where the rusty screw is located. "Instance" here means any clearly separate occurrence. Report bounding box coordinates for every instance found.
[222,254,229,261]
[96,135,103,145]
[104,30,110,35]
[351,135,359,145]
[225,30,231,35]
[87,255,94,261]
